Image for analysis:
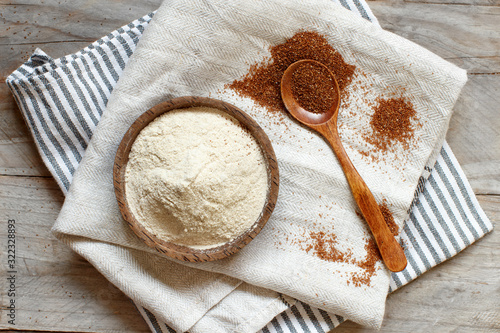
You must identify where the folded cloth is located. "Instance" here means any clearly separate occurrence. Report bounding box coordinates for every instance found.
[54,0,470,327]
[6,0,493,332]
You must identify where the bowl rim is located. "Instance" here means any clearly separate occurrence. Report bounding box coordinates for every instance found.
[113,96,279,262]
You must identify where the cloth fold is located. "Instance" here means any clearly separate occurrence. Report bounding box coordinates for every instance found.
[52,0,468,327]
[6,0,492,332]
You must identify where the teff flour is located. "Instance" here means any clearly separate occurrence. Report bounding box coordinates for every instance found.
[125,106,268,248]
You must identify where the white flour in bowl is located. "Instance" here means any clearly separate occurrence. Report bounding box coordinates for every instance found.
[125,106,268,248]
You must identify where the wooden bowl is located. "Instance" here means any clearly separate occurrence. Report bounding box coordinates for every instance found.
[113,96,279,262]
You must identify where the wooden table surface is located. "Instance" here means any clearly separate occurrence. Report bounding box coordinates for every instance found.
[1,0,498,332]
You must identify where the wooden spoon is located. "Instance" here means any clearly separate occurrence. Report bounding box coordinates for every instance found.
[281,59,407,272]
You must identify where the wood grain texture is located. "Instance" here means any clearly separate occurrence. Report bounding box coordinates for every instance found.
[0,0,162,177]
[0,1,161,332]
[0,175,149,333]
[369,0,500,73]
[335,196,500,333]
[448,75,500,195]
[0,0,498,332]
[367,0,500,197]
[334,0,500,331]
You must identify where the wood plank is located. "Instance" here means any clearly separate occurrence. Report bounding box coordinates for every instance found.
[0,0,161,179]
[0,175,149,332]
[0,84,52,177]
[1,0,498,332]
[403,0,500,6]
[368,0,500,73]
[368,1,500,195]
[0,41,116,178]
[448,74,500,195]
[335,194,499,333]
[3,0,500,188]
[0,174,497,332]
[0,1,162,48]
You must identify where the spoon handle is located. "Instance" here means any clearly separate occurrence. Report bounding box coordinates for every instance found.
[317,122,407,272]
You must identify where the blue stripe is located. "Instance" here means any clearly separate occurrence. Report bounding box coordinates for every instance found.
[261,325,271,333]
[390,269,404,290]
[67,59,105,119]
[15,66,31,78]
[337,0,351,11]
[115,34,134,57]
[270,317,284,333]
[422,182,462,254]
[36,75,89,147]
[400,224,425,276]
[414,202,452,260]
[428,175,471,247]
[141,307,164,333]
[352,0,371,21]
[440,147,490,234]
[125,29,142,46]
[89,43,120,82]
[106,40,127,70]
[55,65,99,127]
[281,311,299,333]
[16,80,77,176]
[435,159,487,238]
[95,35,128,72]
[317,308,337,330]
[136,23,146,34]
[302,303,325,333]
[23,77,84,163]
[76,53,110,110]
[7,71,22,81]
[8,81,71,190]
[406,211,440,267]
[80,49,114,93]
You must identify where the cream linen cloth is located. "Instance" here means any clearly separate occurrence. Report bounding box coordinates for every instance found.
[51,0,467,330]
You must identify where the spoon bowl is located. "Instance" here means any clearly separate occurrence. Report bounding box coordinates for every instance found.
[281,59,339,126]
[281,60,407,272]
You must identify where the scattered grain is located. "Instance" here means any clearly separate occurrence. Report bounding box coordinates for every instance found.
[227,31,355,118]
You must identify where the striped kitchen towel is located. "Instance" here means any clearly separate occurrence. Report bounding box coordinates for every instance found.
[6,1,492,332]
